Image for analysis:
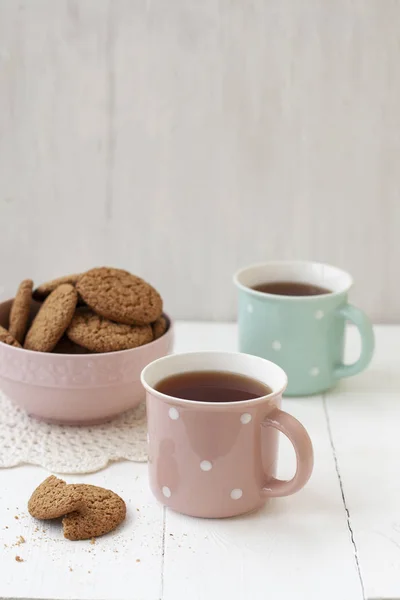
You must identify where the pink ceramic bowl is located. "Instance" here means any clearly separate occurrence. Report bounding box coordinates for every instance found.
[0,299,173,425]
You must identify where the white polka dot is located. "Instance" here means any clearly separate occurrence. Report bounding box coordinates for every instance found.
[168,407,179,420]
[162,486,171,498]
[310,367,320,377]
[240,413,252,424]
[272,340,281,351]
[247,303,253,313]
[230,488,243,500]
[315,310,324,320]
[147,433,150,444]
[200,460,212,471]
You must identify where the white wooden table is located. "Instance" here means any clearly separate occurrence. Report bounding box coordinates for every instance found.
[1,322,399,600]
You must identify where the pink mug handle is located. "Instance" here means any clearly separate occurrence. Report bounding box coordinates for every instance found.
[261,408,314,498]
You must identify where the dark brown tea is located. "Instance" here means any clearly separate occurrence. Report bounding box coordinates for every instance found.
[155,371,272,403]
[252,281,331,296]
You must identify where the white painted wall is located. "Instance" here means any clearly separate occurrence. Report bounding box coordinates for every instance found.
[0,0,398,321]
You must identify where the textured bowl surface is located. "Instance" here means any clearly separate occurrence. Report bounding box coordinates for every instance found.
[0,299,173,425]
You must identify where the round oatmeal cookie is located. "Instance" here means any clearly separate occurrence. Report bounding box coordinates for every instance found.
[76,267,163,325]
[152,315,168,340]
[67,308,153,353]
[0,325,22,348]
[24,284,78,352]
[62,484,126,541]
[33,273,81,301]
[28,475,85,520]
[9,279,33,343]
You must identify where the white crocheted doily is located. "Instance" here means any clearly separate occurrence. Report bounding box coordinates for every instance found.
[0,392,147,473]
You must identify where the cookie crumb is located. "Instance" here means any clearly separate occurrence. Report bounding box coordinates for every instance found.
[90,537,96,545]
[15,555,24,562]
[14,516,19,520]
[15,536,25,546]
[5,526,9,529]
[69,567,73,572]
[136,559,140,563]
[88,570,91,574]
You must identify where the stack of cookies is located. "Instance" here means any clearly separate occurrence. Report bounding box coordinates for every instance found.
[0,267,168,353]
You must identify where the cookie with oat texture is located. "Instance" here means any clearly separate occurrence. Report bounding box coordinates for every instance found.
[9,279,33,343]
[152,315,168,340]
[28,476,85,520]
[0,325,22,348]
[76,267,163,325]
[62,484,126,540]
[33,273,82,301]
[24,284,78,352]
[67,308,153,353]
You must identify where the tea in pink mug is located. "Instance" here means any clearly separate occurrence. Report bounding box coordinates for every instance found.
[141,352,314,518]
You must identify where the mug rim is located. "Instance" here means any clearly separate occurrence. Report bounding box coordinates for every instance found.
[140,351,288,407]
[233,260,353,301]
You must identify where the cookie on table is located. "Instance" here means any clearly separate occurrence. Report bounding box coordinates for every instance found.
[24,284,78,352]
[28,476,85,520]
[152,315,168,340]
[63,484,126,541]
[0,325,22,348]
[9,279,33,343]
[77,267,163,325]
[67,308,153,353]
[33,274,81,301]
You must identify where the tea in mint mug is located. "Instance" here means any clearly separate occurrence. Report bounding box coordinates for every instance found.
[233,261,375,396]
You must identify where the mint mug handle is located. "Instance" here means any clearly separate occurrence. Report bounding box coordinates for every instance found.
[334,304,374,379]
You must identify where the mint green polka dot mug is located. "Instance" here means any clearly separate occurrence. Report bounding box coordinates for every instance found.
[234,261,375,396]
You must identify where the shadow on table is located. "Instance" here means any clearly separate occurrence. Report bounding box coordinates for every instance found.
[222,487,340,522]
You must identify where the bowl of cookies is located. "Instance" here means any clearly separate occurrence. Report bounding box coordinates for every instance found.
[0,267,173,425]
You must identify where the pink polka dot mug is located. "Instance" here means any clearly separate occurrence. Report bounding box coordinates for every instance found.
[141,351,314,518]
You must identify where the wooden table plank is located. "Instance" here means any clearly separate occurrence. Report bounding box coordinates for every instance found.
[163,397,363,600]
[0,463,164,600]
[326,392,400,600]
[325,325,400,599]
[1,323,397,600]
